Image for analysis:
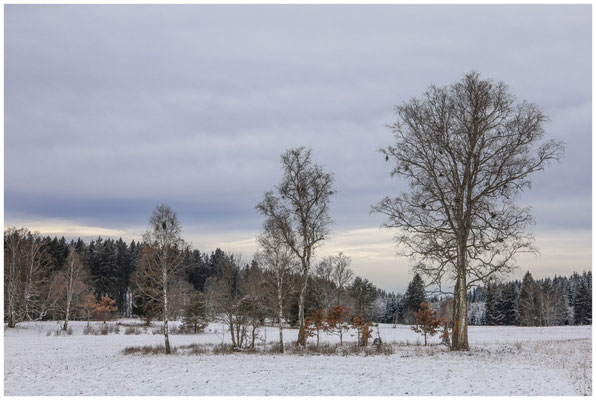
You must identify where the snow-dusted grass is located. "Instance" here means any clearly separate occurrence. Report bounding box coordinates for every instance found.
[4,320,591,395]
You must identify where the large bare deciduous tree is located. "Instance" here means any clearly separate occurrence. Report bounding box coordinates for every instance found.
[135,204,189,354]
[373,72,565,350]
[256,147,334,346]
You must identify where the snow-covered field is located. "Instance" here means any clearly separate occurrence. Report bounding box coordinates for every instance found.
[4,320,592,396]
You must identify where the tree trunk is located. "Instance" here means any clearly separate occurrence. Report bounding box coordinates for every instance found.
[163,268,171,355]
[296,266,309,347]
[250,323,257,348]
[7,256,18,328]
[451,269,469,350]
[278,293,284,353]
[229,318,237,347]
[8,311,15,328]
[63,259,74,331]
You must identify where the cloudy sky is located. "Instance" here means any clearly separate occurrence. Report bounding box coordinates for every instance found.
[5,5,591,292]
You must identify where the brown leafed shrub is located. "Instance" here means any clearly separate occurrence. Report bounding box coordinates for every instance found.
[411,302,443,346]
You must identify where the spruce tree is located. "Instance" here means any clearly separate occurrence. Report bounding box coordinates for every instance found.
[518,271,539,326]
[181,291,209,333]
[403,273,426,324]
[484,281,501,325]
[497,283,518,325]
[574,278,592,325]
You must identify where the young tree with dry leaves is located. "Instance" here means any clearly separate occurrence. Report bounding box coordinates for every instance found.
[81,294,98,326]
[374,72,565,350]
[411,302,442,346]
[256,147,334,347]
[351,315,373,347]
[134,204,189,354]
[96,295,118,323]
[325,305,351,346]
[305,309,326,348]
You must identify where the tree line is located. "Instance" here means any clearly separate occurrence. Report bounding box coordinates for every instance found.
[6,226,589,333]
[3,225,387,333]
[467,270,592,326]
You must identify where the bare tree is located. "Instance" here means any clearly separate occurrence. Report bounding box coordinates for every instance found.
[50,246,90,331]
[242,263,266,349]
[373,72,564,350]
[314,257,334,310]
[256,147,334,346]
[4,228,50,327]
[205,253,250,348]
[331,252,354,306]
[256,221,298,353]
[135,204,189,354]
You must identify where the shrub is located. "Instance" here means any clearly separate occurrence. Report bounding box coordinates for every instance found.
[325,305,351,346]
[124,326,138,335]
[83,326,97,335]
[212,344,234,355]
[411,302,443,346]
[122,344,176,355]
[96,295,118,323]
[178,343,209,355]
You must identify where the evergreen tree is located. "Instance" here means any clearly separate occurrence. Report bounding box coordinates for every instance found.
[286,276,323,327]
[497,282,518,325]
[349,277,377,319]
[518,271,540,326]
[181,291,209,333]
[485,281,501,325]
[574,276,592,325]
[403,273,426,324]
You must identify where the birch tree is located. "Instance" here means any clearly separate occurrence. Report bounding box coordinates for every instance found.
[4,228,50,327]
[256,221,297,353]
[51,247,89,331]
[256,147,334,346]
[135,204,189,354]
[374,72,564,350]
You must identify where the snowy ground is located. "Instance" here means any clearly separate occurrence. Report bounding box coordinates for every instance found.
[4,320,592,395]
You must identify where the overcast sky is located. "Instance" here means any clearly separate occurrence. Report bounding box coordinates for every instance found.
[5,5,591,292]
